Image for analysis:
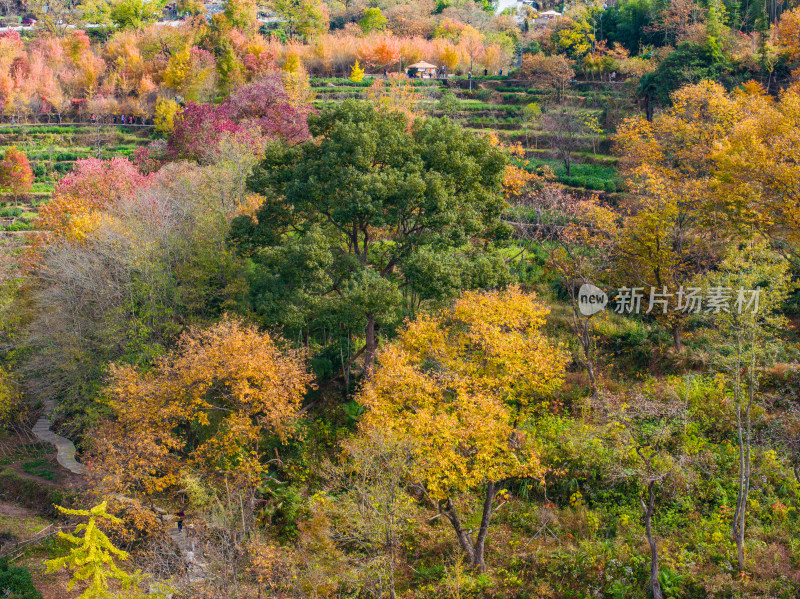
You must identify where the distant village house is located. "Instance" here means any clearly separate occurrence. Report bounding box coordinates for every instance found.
[408,61,438,78]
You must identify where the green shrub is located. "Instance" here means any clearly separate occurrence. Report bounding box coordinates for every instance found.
[0,558,42,599]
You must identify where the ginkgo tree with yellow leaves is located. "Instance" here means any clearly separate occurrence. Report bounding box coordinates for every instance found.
[357,287,568,571]
[45,502,158,599]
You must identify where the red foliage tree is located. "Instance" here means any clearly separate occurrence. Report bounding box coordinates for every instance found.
[169,72,310,162]
[225,73,310,142]
[55,157,150,208]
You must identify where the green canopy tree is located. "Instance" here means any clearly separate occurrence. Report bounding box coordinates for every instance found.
[233,100,511,376]
[80,0,165,29]
[358,7,387,33]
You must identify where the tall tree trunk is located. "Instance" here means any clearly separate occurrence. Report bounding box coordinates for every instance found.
[440,482,498,571]
[439,499,476,565]
[641,481,663,599]
[672,325,682,350]
[567,293,597,394]
[472,481,495,571]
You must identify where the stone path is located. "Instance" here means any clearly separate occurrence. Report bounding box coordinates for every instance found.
[30,400,207,582]
[167,525,207,582]
[31,399,84,475]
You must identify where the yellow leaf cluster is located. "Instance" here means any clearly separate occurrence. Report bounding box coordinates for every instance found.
[358,287,568,500]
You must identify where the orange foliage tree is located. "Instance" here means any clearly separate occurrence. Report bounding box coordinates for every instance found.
[0,147,33,202]
[358,33,401,71]
[36,157,149,243]
[776,7,800,62]
[89,317,313,498]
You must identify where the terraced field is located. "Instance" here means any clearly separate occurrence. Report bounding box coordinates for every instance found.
[0,80,636,241]
[311,76,636,195]
[0,124,155,236]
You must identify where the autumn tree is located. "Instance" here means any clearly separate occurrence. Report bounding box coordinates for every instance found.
[519,53,575,103]
[153,97,179,134]
[458,25,485,73]
[650,0,701,45]
[358,33,401,71]
[775,7,800,63]
[169,73,310,163]
[613,80,740,348]
[35,157,149,242]
[91,317,313,497]
[162,45,217,102]
[357,287,568,570]
[24,160,256,436]
[234,100,511,376]
[713,84,800,260]
[349,59,365,82]
[0,147,34,203]
[46,502,150,599]
[553,15,595,58]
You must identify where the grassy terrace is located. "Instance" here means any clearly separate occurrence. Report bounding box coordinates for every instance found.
[0,124,155,231]
[310,77,632,195]
[0,79,634,235]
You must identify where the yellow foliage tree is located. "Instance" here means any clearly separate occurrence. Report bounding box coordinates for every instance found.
[90,317,313,497]
[45,502,153,599]
[162,46,192,92]
[281,68,316,108]
[282,52,301,74]
[775,7,800,62]
[357,287,567,570]
[713,84,800,255]
[349,59,365,83]
[613,80,743,347]
[153,97,179,134]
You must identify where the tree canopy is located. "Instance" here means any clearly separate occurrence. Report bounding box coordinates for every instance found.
[233,100,512,374]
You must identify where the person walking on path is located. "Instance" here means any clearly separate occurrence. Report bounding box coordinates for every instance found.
[176,509,185,532]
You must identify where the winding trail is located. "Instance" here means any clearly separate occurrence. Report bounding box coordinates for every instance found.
[31,399,84,475]
[30,400,206,582]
